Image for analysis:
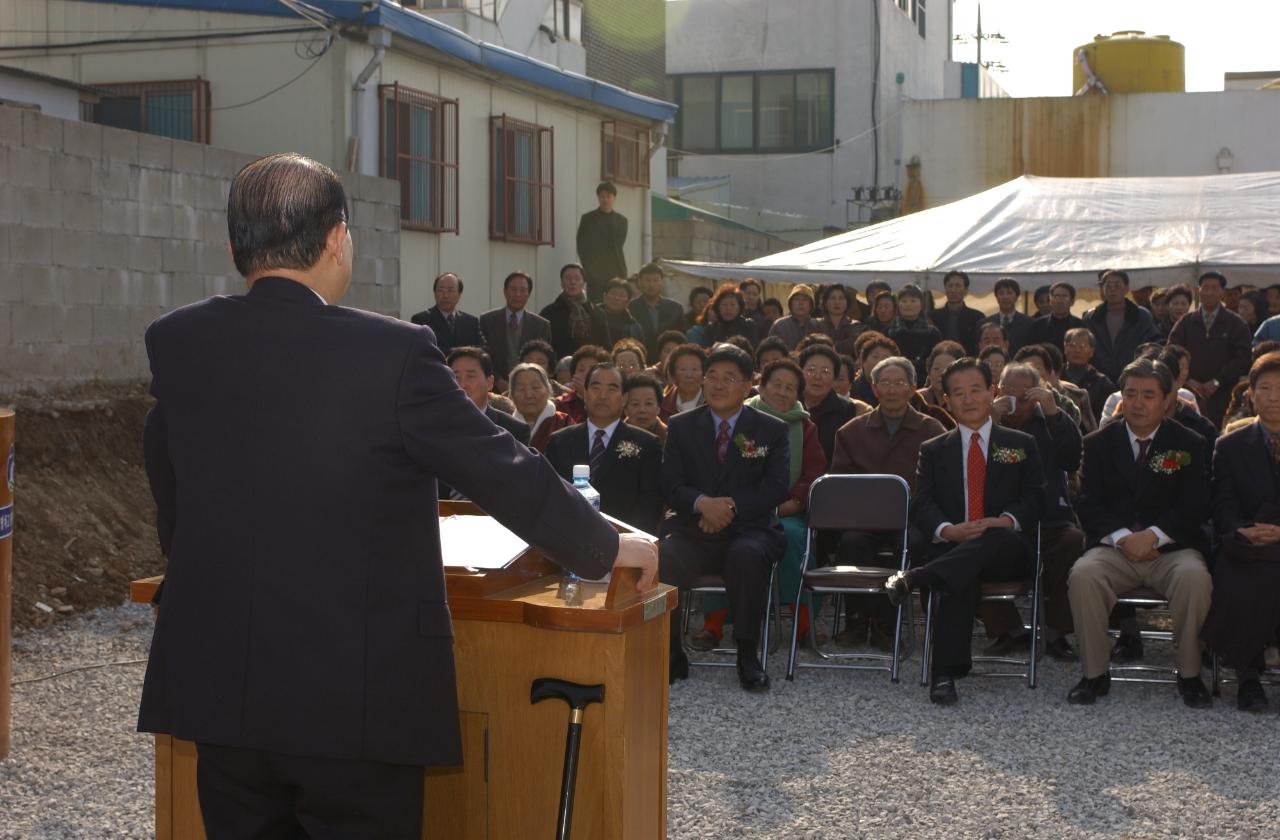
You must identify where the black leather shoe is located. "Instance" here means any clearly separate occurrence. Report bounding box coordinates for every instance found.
[736,649,770,692]
[1178,675,1213,709]
[1045,637,1079,663]
[929,675,958,705]
[1111,633,1144,662]
[669,650,689,685]
[1237,678,1268,713]
[983,631,1031,656]
[1067,673,1111,705]
[885,571,910,607]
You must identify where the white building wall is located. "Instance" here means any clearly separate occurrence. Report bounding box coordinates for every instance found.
[3,1,656,321]
[665,0,951,237]
[901,91,1280,210]
[0,74,84,120]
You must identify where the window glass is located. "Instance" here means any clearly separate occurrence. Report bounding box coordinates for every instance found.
[718,74,754,150]
[680,76,717,151]
[757,74,794,149]
[795,72,833,148]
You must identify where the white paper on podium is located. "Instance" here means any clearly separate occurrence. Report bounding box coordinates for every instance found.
[439,515,530,570]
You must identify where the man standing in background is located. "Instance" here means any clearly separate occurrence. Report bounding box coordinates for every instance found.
[410,272,480,355]
[576,181,628,302]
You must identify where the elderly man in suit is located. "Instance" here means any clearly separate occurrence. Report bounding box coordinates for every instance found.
[480,271,553,388]
[1167,271,1253,427]
[1067,357,1214,708]
[138,153,657,837]
[544,363,664,535]
[410,272,481,354]
[885,357,1046,705]
[660,345,792,692]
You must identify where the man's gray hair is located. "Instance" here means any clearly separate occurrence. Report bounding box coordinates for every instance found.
[506,362,551,397]
[999,362,1041,389]
[870,356,917,387]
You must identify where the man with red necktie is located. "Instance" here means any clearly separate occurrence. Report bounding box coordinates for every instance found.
[886,357,1046,705]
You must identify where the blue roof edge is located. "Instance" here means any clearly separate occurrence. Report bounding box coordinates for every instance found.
[88,0,677,122]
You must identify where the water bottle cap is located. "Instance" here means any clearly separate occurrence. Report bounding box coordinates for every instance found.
[572,464,590,479]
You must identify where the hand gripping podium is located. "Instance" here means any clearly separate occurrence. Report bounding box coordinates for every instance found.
[130,501,676,839]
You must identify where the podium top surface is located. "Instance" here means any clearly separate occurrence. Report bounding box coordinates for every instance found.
[130,501,674,635]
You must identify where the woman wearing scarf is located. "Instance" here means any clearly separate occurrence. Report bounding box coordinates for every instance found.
[691,358,828,650]
[508,363,574,452]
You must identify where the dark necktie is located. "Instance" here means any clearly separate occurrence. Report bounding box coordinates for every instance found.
[508,311,518,334]
[1267,431,1280,465]
[1135,437,1151,465]
[966,431,985,521]
[589,428,606,476]
[716,420,731,463]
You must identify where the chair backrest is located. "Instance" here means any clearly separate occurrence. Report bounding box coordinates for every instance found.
[805,474,910,534]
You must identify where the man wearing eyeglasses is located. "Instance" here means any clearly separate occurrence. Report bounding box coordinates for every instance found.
[659,345,791,692]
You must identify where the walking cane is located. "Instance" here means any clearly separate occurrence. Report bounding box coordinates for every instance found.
[530,677,605,840]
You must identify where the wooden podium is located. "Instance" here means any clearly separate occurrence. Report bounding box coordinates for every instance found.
[130,501,675,839]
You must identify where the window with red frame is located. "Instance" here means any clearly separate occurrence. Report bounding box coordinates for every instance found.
[601,120,650,188]
[490,115,554,245]
[380,83,459,233]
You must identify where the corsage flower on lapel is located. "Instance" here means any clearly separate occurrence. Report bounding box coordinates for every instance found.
[614,440,642,459]
[1149,450,1191,475]
[733,433,768,459]
[990,446,1027,465]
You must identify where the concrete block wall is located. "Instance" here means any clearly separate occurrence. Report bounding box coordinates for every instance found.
[0,106,401,391]
[652,219,790,264]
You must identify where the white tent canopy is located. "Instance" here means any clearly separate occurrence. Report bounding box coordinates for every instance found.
[663,172,1280,293]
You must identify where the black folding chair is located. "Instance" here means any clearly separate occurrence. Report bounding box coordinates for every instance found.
[679,565,783,669]
[920,528,1043,688]
[785,474,912,683]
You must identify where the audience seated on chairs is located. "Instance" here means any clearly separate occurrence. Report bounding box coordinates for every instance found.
[1062,327,1114,425]
[508,362,574,452]
[701,284,761,348]
[979,345,1008,388]
[849,332,899,406]
[543,363,664,536]
[982,363,1085,662]
[611,337,647,378]
[697,359,829,651]
[623,371,668,447]
[440,347,531,500]
[554,345,610,424]
[646,329,688,387]
[885,357,1046,705]
[1038,343,1096,433]
[1066,358,1214,708]
[815,283,867,355]
[753,337,790,382]
[589,279,647,349]
[799,344,867,466]
[918,340,966,414]
[660,345,792,692]
[1012,345,1085,431]
[831,355,946,649]
[517,339,566,396]
[660,343,708,421]
[768,284,822,350]
[1202,351,1280,712]
[1223,340,1280,431]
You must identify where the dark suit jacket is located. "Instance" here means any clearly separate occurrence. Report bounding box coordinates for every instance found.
[1000,407,1081,525]
[139,277,616,768]
[544,422,664,535]
[911,424,1046,543]
[479,307,552,381]
[539,294,596,359]
[576,208,628,298]
[1075,418,1209,552]
[1167,307,1253,425]
[1211,421,1280,536]
[437,406,530,500]
[661,405,791,539]
[933,304,986,355]
[1083,299,1161,383]
[409,306,481,355]
[629,296,686,360]
[980,311,1035,354]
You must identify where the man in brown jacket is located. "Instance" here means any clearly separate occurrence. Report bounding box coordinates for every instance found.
[830,355,946,647]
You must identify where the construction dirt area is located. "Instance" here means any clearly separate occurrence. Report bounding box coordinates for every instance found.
[6,382,162,632]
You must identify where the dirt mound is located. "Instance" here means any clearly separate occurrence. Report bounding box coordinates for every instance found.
[8,382,163,632]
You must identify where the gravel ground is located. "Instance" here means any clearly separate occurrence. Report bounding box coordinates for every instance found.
[4,604,1280,839]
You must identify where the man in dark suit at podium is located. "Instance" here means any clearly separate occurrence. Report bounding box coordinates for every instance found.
[885,357,1045,705]
[410,272,481,355]
[544,363,663,535]
[659,345,791,692]
[138,153,658,838]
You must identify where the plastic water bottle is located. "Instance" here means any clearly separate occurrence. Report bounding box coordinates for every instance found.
[572,465,601,512]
